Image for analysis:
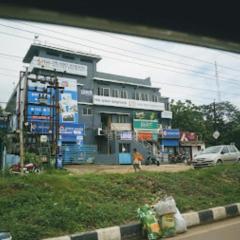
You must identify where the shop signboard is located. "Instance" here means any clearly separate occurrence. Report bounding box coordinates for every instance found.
[133,119,158,130]
[93,95,165,111]
[162,129,180,139]
[111,123,131,131]
[28,105,51,117]
[27,79,51,133]
[28,79,48,91]
[133,111,157,120]
[29,56,88,76]
[30,121,50,134]
[59,123,84,142]
[120,131,132,140]
[161,111,173,119]
[138,132,153,141]
[180,132,198,142]
[28,91,50,105]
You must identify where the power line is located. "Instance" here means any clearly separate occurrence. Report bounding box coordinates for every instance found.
[0,27,239,99]
[0,52,22,59]
[1,22,240,85]
[0,49,240,98]
[13,21,217,74]
[95,31,240,74]
[99,53,240,95]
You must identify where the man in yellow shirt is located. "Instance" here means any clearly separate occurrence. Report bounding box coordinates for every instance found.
[132,148,144,172]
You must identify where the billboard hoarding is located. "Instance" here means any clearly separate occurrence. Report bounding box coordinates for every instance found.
[133,111,157,120]
[133,119,158,129]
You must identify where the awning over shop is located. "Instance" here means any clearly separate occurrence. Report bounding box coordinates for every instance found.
[161,139,179,147]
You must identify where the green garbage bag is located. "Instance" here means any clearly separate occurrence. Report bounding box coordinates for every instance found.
[137,204,162,240]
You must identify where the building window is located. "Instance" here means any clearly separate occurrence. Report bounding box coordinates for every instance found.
[120,89,127,98]
[141,93,145,101]
[145,94,149,101]
[46,51,59,57]
[103,88,110,96]
[117,115,128,123]
[82,107,92,116]
[62,55,75,60]
[152,95,158,102]
[112,89,119,98]
[135,92,140,100]
[97,87,110,96]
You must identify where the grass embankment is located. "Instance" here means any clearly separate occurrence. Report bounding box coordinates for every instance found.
[0,165,240,239]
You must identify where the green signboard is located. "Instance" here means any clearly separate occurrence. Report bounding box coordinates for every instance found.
[133,111,157,120]
[133,119,158,129]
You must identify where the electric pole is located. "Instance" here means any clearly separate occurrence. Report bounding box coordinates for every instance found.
[212,99,220,143]
[19,69,28,175]
[55,75,60,168]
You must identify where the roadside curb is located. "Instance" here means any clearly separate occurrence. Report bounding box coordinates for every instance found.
[43,203,240,240]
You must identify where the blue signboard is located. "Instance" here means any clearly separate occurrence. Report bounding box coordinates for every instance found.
[27,78,82,143]
[28,105,51,116]
[27,80,52,134]
[28,91,51,105]
[161,139,179,147]
[162,129,180,139]
[59,123,84,142]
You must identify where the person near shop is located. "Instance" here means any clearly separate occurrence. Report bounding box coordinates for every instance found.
[132,148,144,172]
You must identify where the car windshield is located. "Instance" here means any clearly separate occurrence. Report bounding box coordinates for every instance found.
[202,146,222,154]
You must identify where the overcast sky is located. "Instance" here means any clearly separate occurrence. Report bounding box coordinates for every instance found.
[0,18,240,109]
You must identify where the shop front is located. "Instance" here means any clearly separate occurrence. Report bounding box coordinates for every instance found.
[133,111,160,155]
[179,131,205,161]
[159,129,180,162]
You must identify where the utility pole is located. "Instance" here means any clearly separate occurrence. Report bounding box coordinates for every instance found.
[19,69,28,175]
[55,75,60,168]
[214,61,221,102]
[213,99,217,132]
[212,99,220,143]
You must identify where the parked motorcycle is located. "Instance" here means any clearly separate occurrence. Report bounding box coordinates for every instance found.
[9,162,41,173]
[145,155,160,166]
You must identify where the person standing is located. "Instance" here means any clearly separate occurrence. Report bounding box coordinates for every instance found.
[132,148,143,172]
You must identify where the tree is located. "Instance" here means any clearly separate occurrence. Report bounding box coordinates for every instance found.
[170,100,240,148]
[201,101,240,147]
[170,99,207,140]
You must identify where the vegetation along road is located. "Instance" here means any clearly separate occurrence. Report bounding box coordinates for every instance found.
[0,164,240,239]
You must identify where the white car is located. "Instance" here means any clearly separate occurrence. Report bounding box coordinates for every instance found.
[192,145,240,168]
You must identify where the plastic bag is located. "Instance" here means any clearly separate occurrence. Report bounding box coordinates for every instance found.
[153,196,176,216]
[137,204,162,240]
[174,207,187,233]
[160,213,176,238]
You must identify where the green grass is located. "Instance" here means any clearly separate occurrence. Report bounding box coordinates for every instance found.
[0,165,240,239]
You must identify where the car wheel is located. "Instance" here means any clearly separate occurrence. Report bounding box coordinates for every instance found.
[216,159,223,165]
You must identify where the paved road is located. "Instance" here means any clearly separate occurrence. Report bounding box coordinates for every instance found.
[168,217,240,240]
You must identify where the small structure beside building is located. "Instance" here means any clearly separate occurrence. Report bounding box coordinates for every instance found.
[179,131,205,161]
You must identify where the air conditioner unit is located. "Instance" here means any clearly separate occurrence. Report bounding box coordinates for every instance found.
[97,128,104,136]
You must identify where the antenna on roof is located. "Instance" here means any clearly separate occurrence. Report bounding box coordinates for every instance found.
[33,34,39,44]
